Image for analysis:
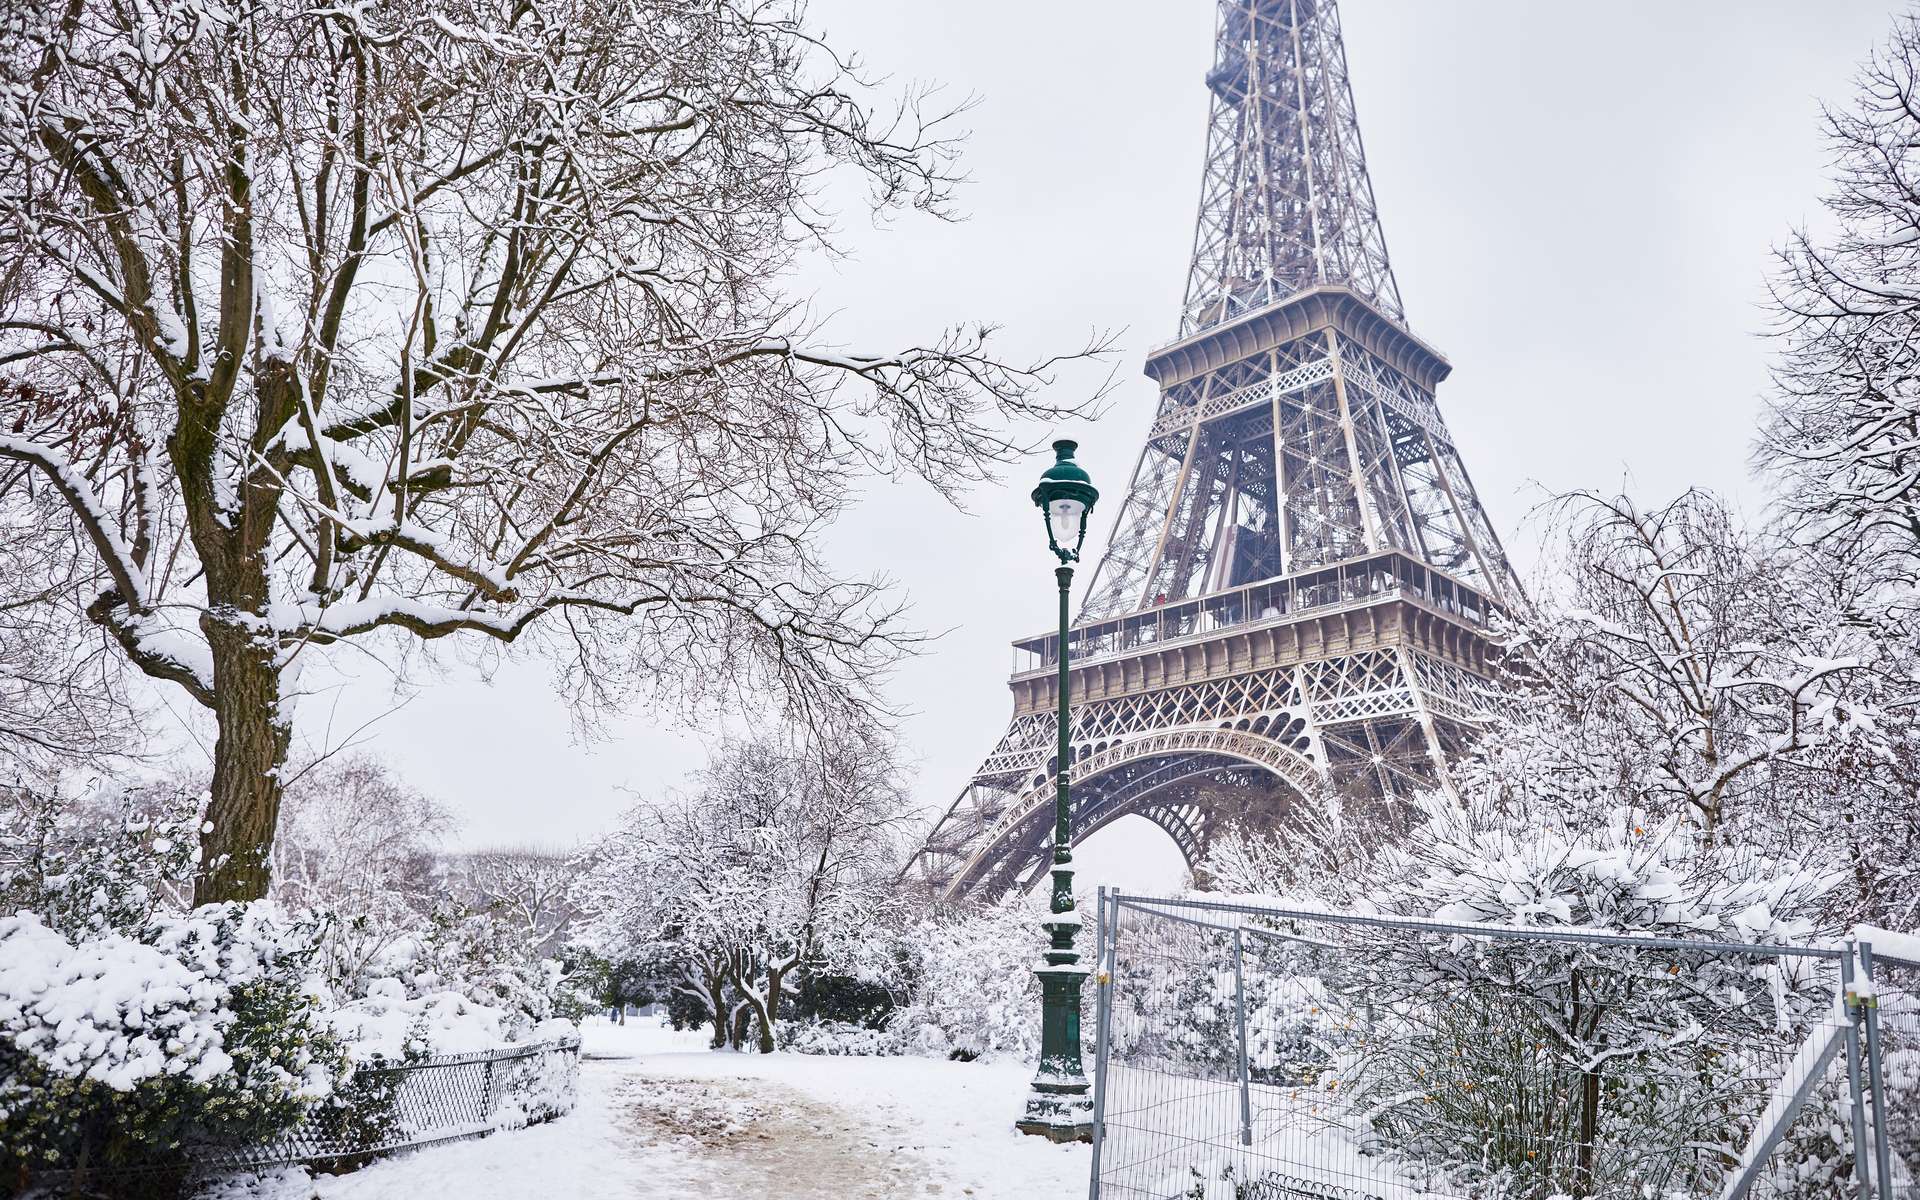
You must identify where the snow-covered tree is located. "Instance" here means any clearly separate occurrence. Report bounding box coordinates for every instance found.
[269,754,452,985]
[1764,15,1920,597]
[1205,488,1919,928]
[1202,777,1401,903]
[458,847,578,959]
[572,798,738,1047]
[573,731,908,1052]
[0,0,1103,905]
[1522,489,1892,838]
[1191,494,1915,1192]
[0,486,142,771]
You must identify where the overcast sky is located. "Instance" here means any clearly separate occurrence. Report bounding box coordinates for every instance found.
[213,0,1905,888]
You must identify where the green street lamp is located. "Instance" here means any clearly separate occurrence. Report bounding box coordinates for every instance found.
[1016,438,1098,1144]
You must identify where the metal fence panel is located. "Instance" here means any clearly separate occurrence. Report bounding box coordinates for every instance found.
[196,1036,581,1170]
[1091,895,1902,1200]
[1862,941,1919,1199]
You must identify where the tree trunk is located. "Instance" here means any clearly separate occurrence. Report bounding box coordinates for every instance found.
[193,627,292,905]
[703,971,729,1050]
[1575,1065,1600,1198]
[757,968,785,1054]
[178,353,297,908]
[1568,968,1601,1199]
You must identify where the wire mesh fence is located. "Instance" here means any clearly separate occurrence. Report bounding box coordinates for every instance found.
[1863,944,1919,1199]
[196,1035,581,1170]
[1088,893,1913,1200]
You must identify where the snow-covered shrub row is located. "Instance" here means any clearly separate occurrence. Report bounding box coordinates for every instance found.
[0,903,341,1185]
[0,789,580,1190]
[775,1019,899,1057]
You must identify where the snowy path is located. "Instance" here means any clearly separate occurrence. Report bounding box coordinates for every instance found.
[606,1071,935,1197]
[215,1020,1089,1198]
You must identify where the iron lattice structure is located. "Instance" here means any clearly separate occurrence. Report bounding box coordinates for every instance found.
[904,0,1518,900]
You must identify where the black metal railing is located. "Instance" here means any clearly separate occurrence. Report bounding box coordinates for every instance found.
[196,1036,581,1169]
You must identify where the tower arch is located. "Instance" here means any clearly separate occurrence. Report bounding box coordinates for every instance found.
[941,728,1319,900]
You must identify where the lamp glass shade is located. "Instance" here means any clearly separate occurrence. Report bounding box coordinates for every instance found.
[1048,497,1086,551]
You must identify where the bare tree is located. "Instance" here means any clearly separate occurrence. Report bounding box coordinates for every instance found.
[271,753,451,981]
[459,846,577,958]
[0,0,1104,903]
[272,753,450,912]
[0,425,143,772]
[1764,14,1920,594]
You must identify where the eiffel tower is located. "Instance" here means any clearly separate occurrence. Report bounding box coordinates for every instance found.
[904,0,1518,900]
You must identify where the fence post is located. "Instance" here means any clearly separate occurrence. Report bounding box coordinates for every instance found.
[1088,890,1117,1200]
[1860,940,1895,1200]
[480,1055,498,1126]
[1232,925,1251,1148]
[1841,943,1874,1197]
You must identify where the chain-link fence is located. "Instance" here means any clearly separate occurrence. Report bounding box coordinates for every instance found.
[197,1035,581,1170]
[1087,893,1914,1200]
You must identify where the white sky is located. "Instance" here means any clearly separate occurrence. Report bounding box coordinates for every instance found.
[239,0,1903,890]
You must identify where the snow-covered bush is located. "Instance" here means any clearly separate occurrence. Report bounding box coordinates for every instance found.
[783,1019,900,1057]
[0,904,343,1186]
[1319,791,1848,1198]
[1875,987,1920,1188]
[1375,791,1839,942]
[489,1029,581,1130]
[889,897,1044,1062]
[313,898,570,1045]
[322,980,518,1065]
[1102,925,1236,1079]
[1,782,203,939]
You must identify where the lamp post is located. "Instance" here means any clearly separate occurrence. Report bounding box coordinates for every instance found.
[1016,438,1099,1143]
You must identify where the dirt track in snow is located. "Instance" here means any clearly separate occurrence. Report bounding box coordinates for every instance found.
[610,1071,951,1198]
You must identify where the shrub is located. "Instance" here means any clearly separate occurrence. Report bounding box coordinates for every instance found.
[889,897,1045,1062]
[1323,793,1848,1197]
[784,1020,900,1057]
[0,905,342,1191]
[788,968,898,1031]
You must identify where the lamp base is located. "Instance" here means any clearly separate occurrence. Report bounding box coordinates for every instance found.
[1016,1076,1093,1143]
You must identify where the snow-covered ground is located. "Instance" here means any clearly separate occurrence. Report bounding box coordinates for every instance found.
[208,1017,1089,1198]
